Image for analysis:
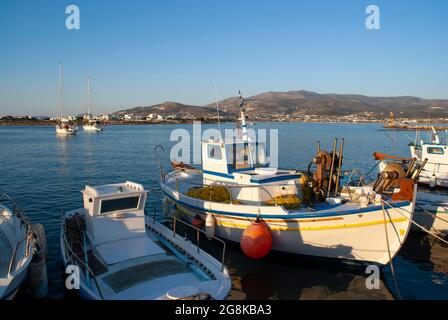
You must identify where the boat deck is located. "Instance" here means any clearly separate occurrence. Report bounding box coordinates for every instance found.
[64,210,213,300]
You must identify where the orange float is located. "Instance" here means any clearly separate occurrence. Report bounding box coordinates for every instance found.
[192,215,204,229]
[240,219,272,259]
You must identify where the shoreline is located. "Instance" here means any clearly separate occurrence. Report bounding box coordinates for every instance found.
[0,119,387,127]
[1,119,445,128]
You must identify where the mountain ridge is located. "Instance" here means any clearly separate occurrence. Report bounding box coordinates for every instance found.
[114,90,448,119]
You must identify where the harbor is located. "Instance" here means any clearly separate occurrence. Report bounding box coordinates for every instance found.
[1,1,448,312]
[1,122,448,300]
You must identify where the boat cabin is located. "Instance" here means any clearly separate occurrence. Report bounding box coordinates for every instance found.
[81,181,147,252]
[201,139,303,203]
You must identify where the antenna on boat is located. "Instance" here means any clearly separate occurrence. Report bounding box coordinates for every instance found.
[214,83,221,141]
[238,90,254,167]
[238,90,248,142]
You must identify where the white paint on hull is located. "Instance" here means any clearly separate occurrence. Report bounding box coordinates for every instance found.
[162,181,415,265]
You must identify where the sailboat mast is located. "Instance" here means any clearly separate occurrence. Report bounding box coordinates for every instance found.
[214,83,221,139]
[87,76,91,117]
[58,63,63,119]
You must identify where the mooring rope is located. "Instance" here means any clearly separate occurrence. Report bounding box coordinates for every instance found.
[381,202,402,300]
[382,199,448,245]
[415,204,448,225]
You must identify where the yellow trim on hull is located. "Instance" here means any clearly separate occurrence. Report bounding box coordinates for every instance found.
[176,206,409,231]
[217,217,409,231]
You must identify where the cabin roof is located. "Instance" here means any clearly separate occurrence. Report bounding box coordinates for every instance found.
[82,181,145,198]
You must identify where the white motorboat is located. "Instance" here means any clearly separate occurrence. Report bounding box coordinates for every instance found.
[0,194,35,299]
[158,93,418,266]
[60,181,231,300]
[83,76,104,132]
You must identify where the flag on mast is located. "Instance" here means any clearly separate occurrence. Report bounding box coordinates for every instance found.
[238,90,245,108]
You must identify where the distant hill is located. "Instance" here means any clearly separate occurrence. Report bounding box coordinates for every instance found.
[205,90,448,118]
[114,90,448,119]
[114,101,233,118]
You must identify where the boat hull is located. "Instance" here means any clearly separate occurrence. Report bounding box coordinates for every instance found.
[414,192,448,234]
[83,125,103,132]
[56,128,77,135]
[0,264,30,299]
[60,210,231,300]
[162,184,414,265]
[416,172,448,188]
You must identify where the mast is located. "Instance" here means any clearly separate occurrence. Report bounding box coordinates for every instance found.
[214,83,221,139]
[238,91,248,141]
[238,91,254,167]
[58,63,63,119]
[86,76,91,118]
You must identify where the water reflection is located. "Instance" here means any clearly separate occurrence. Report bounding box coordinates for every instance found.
[384,232,448,299]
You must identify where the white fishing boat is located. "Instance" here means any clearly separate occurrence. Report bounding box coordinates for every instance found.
[409,127,448,188]
[414,192,448,234]
[55,63,78,135]
[0,194,35,299]
[404,127,448,234]
[60,181,231,300]
[158,93,418,266]
[83,76,104,132]
[374,152,448,235]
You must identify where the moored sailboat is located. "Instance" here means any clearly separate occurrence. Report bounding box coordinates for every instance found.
[83,76,104,132]
[55,63,78,135]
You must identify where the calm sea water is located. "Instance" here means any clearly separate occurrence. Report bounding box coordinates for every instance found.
[1,123,447,299]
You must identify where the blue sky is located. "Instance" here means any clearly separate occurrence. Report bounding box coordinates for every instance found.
[0,0,446,116]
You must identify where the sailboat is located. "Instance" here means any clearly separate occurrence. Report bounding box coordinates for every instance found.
[83,76,104,132]
[55,63,78,135]
[157,92,418,266]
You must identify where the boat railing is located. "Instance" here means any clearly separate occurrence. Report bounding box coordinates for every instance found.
[156,213,227,273]
[0,193,34,274]
[7,234,32,276]
[61,214,105,299]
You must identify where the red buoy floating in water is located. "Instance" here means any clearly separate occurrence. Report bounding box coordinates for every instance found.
[240,219,272,259]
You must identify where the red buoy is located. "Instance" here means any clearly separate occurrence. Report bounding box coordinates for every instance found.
[192,215,204,229]
[240,220,272,259]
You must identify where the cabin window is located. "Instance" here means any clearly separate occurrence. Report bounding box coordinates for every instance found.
[207,144,222,160]
[427,147,444,155]
[100,196,140,214]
